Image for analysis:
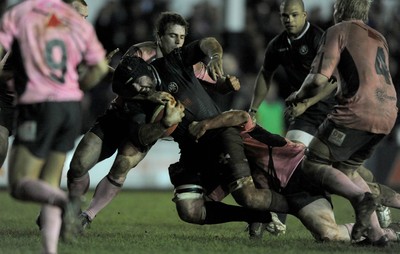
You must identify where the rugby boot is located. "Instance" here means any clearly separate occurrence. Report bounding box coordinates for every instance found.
[376,205,392,228]
[247,222,265,240]
[265,212,286,236]
[354,235,390,247]
[61,197,82,242]
[79,212,92,233]
[351,192,377,241]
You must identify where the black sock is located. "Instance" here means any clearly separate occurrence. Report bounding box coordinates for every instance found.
[203,201,272,224]
[276,213,287,224]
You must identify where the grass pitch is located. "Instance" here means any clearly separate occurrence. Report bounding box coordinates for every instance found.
[0,190,399,254]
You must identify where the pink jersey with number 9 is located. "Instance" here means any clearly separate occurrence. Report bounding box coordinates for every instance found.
[0,0,105,104]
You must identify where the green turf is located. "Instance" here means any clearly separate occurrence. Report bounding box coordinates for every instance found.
[0,190,398,254]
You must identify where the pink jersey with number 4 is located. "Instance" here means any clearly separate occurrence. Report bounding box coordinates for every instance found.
[310,20,397,134]
[0,0,105,104]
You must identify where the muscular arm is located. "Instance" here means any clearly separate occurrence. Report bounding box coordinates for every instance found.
[138,99,185,146]
[200,75,240,94]
[250,66,274,112]
[285,73,333,105]
[137,121,172,147]
[285,77,337,118]
[189,110,249,141]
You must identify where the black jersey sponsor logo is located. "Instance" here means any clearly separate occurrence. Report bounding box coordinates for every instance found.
[278,47,289,52]
[299,45,309,55]
[168,82,179,93]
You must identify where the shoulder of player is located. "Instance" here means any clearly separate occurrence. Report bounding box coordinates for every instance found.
[122,41,157,60]
[266,33,287,51]
[308,23,324,33]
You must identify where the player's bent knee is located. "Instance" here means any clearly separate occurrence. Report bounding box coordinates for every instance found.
[9,179,26,200]
[175,200,205,225]
[109,153,145,177]
[367,182,381,196]
[230,177,271,210]
[69,133,103,175]
[106,174,125,187]
[173,185,206,224]
[232,188,256,208]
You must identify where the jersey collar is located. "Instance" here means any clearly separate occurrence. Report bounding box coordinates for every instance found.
[287,21,310,45]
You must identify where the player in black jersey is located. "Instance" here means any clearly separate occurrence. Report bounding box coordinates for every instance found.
[66,55,185,228]
[249,0,329,235]
[67,12,249,230]
[150,35,292,227]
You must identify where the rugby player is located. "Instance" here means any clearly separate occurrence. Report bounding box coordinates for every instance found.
[0,0,108,252]
[286,0,397,243]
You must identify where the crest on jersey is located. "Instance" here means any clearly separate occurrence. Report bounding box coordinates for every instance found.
[168,82,179,93]
[299,45,309,55]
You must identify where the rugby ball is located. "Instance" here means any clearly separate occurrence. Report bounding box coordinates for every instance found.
[151,104,178,137]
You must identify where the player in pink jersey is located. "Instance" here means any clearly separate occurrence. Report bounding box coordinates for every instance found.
[286,0,397,245]
[186,110,400,245]
[0,0,108,253]
[0,0,90,174]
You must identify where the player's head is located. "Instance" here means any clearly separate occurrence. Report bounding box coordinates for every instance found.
[112,56,155,98]
[279,0,307,38]
[333,0,371,23]
[64,0,88,19]
[154,12,189,56]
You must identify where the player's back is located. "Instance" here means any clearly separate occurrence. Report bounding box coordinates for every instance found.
[0,0,105,104]
[324,21,397,134]
[337,21,392,91]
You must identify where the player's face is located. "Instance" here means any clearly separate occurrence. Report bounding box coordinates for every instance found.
[280,3,307,37]
[72,1,88,19]
[132,75,155,96]
[159,24,186,55]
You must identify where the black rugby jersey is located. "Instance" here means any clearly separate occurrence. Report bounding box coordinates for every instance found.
[264,22,323,89]
[151,41,221,142]
[263,22,336,129]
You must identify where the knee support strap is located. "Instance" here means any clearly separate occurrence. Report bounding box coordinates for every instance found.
[173,184,204,202]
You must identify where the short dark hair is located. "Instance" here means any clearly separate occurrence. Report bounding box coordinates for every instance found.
[280,0,305,13]
[154,12,189,37]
